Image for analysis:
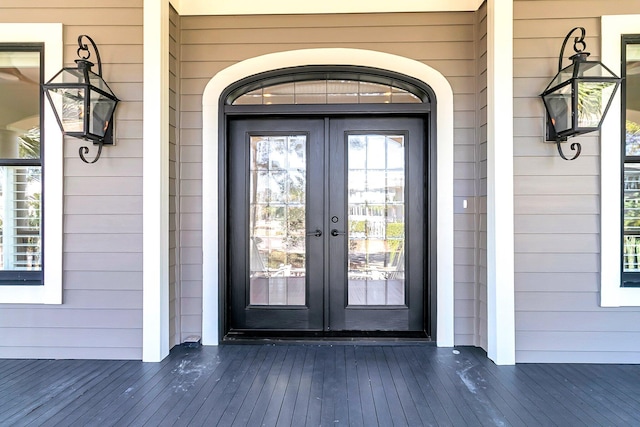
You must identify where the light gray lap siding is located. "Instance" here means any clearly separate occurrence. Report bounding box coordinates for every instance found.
[513,0,640,363]
[0,0,144,360]
[179,11,482,344]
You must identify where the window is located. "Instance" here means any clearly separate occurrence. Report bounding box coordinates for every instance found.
[622,36,640,287]
[601,15,640,306]
[0,23,62,304]
[0,45,43,285]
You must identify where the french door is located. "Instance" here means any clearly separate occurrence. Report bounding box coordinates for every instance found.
[227,116,426,333]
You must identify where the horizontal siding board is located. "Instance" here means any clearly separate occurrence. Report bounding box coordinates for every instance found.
[65,234,143,253]
[65,196,142,215]
[180,196,202,213]
[0,8,142,25]
[515,253,599,273]
[0,328,141,349]
[514,156,599,176]
[181,25,474,44]
[515,233,598,253]
[517,311,640,333]
[0,309,141,329]
[514,176,598,195]
[0,346,141,360]
[64,253,142,272]
[517,331,640,352]
[64,214,142,234]
[514,195,599,215]
[515,272,598,293]
[515,291,640,313]
[65,177,143,196]
[181,42,476,63]
[63,290,142,309]
[515,214,599,234]
[515,350,640,364]
[514,0,638,20]
[63,271,143,291]
[181,13,475,30]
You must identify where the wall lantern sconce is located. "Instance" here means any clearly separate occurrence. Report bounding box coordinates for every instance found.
[43,35,119,163]
[540,27,621,160]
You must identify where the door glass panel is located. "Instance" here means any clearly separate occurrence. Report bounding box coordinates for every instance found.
[249,135,306,305]
[347,134,405,305]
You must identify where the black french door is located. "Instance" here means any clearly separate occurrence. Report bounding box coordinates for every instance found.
[227,116,426,333]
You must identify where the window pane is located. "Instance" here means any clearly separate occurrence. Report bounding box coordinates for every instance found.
[347,134,405,306]
[233,79,422,105]
[626,42,640,156]
[0,49,41,158]
[0,166,41,271]
[249,135,307,306]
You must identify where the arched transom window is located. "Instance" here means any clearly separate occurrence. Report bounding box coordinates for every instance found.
[227,69,430,106]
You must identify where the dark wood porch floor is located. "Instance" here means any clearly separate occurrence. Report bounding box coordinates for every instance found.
[2,344,640,426]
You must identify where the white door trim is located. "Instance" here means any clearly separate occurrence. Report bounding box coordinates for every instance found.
[201,48,455,346]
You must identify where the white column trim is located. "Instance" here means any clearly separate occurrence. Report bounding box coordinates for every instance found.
[143,0,171,362]
[486,0,515,365]
[201,48,455,346]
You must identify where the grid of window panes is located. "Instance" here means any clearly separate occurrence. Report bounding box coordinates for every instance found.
[347,134,405,305]
[233,80,422,105]
[248,135,307,305]
[622,37,640,284]
[0,45,42,281]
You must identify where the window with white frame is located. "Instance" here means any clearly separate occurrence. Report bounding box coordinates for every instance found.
[621,36,640,287]
[601,15,640,307]
[0,44,43,285]
[0,23,62,304]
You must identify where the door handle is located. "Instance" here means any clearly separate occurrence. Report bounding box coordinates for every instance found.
[306,229,323,237]
[330,229,346,237]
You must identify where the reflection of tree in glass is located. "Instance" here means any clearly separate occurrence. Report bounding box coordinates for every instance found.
[627,120,640,156]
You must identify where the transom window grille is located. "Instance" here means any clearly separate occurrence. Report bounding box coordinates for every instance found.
[0,44,43,284]
[230,75,427,106]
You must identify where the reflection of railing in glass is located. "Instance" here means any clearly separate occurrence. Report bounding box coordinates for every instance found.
[249,135,306,305]
[347,134,405,305]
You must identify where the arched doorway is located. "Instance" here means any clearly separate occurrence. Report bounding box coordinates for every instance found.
[201,49,454,345]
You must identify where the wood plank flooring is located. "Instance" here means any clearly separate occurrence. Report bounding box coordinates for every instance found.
[1,344,640,426]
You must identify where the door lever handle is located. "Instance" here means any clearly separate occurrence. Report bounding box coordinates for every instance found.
[330,229,346,237]
[306,229,323,237]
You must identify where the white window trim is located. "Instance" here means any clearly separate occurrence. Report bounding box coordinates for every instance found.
[601,15,640,307]
[0,23,63,304]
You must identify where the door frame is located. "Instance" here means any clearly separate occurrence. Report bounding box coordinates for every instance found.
[202,48,455,346]
[225,114,429,335]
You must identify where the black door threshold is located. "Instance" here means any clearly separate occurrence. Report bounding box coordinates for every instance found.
[222,330,432,345]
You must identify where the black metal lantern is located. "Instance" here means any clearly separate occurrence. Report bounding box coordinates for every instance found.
[540,27,621,160]
[43,35,119,163]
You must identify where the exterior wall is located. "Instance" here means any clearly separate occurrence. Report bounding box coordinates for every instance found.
[514,0,640,362]
[475,1,489,350]
[169,4,181,347]
[179,12,480,343]
[0,1,144,359]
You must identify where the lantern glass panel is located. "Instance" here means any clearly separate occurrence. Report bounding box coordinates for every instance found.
[543,84,572,134]
[46,86,86,133]
[88,71,114,95]
[88,88,116,138]
[577,80,617,128]
[577,61,618,79]
[49,67,85,84]
[548,64,576,89]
